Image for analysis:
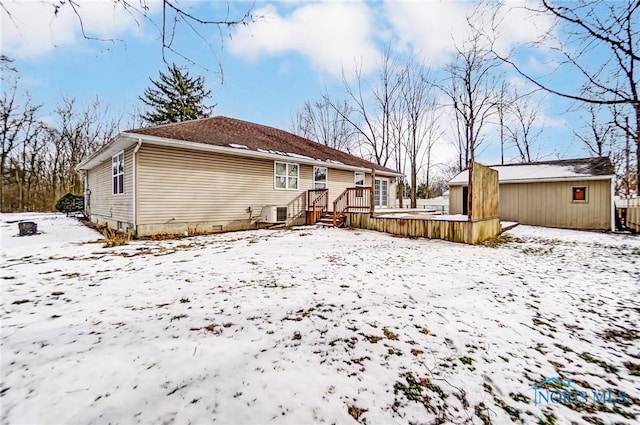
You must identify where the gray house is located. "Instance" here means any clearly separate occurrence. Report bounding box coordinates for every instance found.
[449,157,615,231]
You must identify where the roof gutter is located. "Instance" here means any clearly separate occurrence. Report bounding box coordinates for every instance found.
[77,134,134,170]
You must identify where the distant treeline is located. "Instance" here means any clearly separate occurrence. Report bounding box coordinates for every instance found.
[1,58,120,212]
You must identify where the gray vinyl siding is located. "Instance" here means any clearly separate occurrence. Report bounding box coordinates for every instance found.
[136,144,373,233]
[86,146,134,227]
[449,179,611,229]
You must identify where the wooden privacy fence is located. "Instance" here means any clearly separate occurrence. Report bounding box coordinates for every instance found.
[470,162,499,220]
[626,197,640,232]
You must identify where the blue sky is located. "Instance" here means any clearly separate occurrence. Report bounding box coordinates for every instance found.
[1,0,599,172]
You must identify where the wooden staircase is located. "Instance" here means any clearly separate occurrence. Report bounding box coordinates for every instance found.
[316,212,345,228]
[306,187,372,228]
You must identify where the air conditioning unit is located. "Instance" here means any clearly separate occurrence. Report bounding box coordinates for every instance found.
[260,205,288,223]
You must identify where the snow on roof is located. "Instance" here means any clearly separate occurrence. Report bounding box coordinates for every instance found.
[449,157,615,185]
[228,143,249,149]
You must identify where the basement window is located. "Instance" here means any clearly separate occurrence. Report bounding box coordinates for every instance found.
[112,151,124,195]
[572,186,587,203]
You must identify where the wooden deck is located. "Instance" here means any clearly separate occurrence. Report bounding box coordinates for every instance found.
[345,212,501,245]
[308,164,502,245]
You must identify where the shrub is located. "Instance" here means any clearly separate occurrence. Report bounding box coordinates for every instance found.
[55,193,84,214]
[98,224,132,247]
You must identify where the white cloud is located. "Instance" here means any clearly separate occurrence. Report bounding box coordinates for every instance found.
[1,0,152,58]
[228,1,379,77]
[430,138,459,169]
[490,2,556,56]
[383,0,474,65]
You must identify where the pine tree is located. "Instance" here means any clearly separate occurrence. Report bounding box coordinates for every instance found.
[139,64,213,126]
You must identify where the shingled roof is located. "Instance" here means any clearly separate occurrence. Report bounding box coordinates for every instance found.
[125,116,398,174]
[449,157,615,185]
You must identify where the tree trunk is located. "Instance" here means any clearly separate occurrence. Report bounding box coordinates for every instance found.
[411,160,417,208]
[635,105,640,195]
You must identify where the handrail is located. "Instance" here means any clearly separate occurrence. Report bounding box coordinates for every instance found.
[333,187,372,226]
[307,189,329,225]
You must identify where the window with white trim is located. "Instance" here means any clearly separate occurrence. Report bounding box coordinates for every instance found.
[354,171,365,197]
[313,166,328,189]
[274,161,299,190]
[112,151,124,195]
[374,178,389,207]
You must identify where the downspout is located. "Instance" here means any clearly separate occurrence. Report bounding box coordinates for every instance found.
[610,177,615,232]
[132,139,143,235]
[370,168,376,215]
[81,170,89,217]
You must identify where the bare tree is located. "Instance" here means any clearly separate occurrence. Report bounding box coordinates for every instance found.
[291,97,359,153]
[49,97,119,198]
[443,29,501,172]
[505,88,542,163]
[496,0,640,192]
[0,77,42,211]
[389,93,407,206]
[325,47,405,167]
[573,105,616,158]
[427,162,461,198]
[1,91,118,210]
[495,80,510,164]
[0,54,16,78]
[401,56,442,206]
[443,26,501,219]
[573,104,632,195]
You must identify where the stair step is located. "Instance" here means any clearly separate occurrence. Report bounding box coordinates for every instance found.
[316,222,335,227]
[314,211,345,228]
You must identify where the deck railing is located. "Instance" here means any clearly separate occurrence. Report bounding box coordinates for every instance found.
[333,187,372,226]
[307,189,329,225]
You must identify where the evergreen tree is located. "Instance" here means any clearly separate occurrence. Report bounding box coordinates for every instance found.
[139,64,213,126]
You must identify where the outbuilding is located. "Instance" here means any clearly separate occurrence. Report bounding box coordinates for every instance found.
[449,157,615,231]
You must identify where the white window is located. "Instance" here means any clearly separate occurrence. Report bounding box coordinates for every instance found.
[112,151,124,195]
[374,178,389,207]
[355,171,365,197]
[313,166,328,189]
[274,162,299,190]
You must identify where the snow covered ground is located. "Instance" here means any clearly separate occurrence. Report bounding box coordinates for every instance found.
[1,213,639,424]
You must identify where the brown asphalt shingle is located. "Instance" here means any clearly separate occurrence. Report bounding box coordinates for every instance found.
[127,116,398,174]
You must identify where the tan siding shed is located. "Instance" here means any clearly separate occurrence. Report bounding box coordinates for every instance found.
[498,180,611,229]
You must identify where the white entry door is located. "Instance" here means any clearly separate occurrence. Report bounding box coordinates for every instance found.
[374,178,388,207]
